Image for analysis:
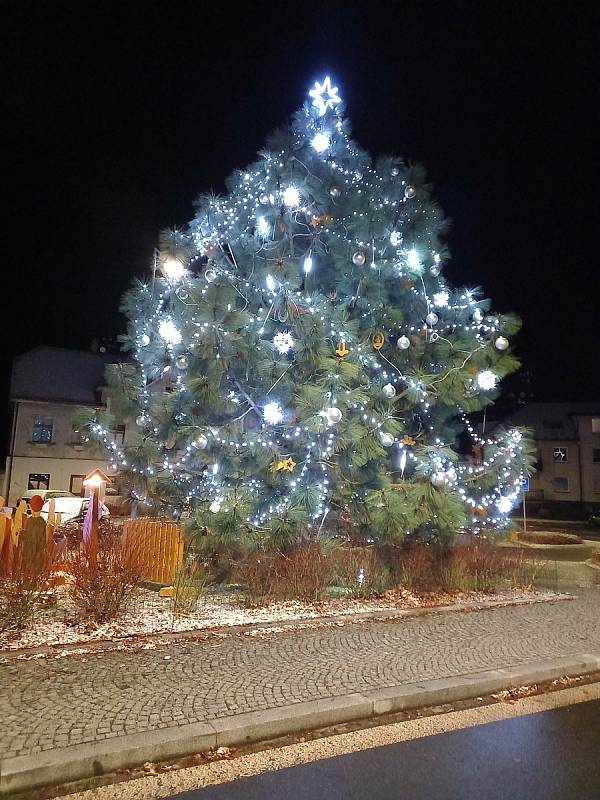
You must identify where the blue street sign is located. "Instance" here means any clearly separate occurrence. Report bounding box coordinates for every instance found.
[520,476,530,492]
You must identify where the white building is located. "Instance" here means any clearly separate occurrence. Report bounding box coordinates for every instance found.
[507,402,600,509]
[3,347,124,505]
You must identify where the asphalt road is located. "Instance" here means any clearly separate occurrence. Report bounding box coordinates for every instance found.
[171,700,600,800]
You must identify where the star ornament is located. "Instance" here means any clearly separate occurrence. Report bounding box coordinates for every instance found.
[309,76,341,116]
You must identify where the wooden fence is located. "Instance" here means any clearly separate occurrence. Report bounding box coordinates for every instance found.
[123,518,185,584]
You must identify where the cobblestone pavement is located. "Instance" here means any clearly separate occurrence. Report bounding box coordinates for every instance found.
[1,591,599,760]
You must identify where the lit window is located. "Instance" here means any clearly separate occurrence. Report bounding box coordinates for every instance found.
[32,418,53,443]
[592,418,600,433]
[551,476,570,493]
[553,447,568,463]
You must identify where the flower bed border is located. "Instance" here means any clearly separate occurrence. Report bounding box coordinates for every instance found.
[0,591,572,661]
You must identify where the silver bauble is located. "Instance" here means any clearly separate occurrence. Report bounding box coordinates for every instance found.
[139,333,150,347]
[390,166,400,177]
[326,407,342,424]
[380,432,395,448]
[446,467,457,483]
[431,472,446,488]
[426,312,439,327]
[192,434,208,450]
[430,265,441,277]
[382,382,397,398]
[205,269,217,283]
[136,414,148,427]
[495,336,509,351]
[352,251,366,266]
[329,186,341,198]
[397,335,411,350]
[176,354,189,370]
[404,184,416,199]
[259,192,270,205]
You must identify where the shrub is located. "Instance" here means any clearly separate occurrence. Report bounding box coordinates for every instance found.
[517,531,583,545]
[393,543,437,592]
[330,546,391,598]
[0,546,57,633]
[275,543,337,601]
[234,542,335,605]
[391,539,545,594]
[66,523,143,623]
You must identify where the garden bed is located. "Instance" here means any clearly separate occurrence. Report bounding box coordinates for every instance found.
[0,577,563,654]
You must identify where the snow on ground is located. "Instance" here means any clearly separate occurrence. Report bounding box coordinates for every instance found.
[0,583,561,653]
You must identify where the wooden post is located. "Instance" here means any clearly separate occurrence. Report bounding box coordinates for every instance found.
[89,489,99,563]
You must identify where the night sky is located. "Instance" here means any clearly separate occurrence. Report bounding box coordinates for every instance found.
[2,1,597,454]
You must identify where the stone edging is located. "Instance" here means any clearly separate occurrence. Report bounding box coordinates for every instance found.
[1,652,598,796]
[0,593,572,661]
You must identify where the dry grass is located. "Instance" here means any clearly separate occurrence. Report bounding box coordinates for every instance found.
[517,531,583,545]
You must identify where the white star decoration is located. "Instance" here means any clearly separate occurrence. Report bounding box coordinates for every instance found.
[309,76,341,116]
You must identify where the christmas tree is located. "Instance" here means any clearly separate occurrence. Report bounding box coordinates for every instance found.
[87,76,534,551]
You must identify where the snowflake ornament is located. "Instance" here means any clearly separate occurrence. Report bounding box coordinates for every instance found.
[273,332,294,354]
[309,76,341,116]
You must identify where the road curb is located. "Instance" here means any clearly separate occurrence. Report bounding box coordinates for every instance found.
[2,653,599,796]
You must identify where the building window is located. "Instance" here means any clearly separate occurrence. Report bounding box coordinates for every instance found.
[111,424,126,448]
[594,474,600,494]
[28,473,50,490]
[553,447,568,463]
[70,426,84,446]
[70,475,85,496]
[31,417,53,443]
[552,476,570,493]
[593,418,600,433]
[593,449,600,463]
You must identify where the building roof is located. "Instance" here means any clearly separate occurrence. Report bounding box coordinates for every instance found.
[508,402,600,440]
[10,346,123,405]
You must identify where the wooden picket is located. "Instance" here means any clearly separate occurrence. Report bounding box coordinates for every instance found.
[122,518,184,584]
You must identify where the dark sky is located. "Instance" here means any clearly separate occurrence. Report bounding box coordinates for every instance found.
[2,1,597,451]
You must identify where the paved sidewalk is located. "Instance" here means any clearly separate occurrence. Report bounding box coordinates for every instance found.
[1,590,599,763]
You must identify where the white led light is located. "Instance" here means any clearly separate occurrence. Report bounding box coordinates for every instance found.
[303,256,313,273]
[264,401,284,424]
[273,332,294,354]
[311,132,330,153]
[163,258,185,282]
[433,290,449,307]
[407,248,421,270]
[390,231,401,246]
[158,319,182,345]
[256,217,270,237]
[496,496,513,514]
[282,186,300,208]
[266,274,277,292]
[477,370,498,391]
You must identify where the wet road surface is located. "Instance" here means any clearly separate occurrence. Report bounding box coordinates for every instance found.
[171,699,600,799]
